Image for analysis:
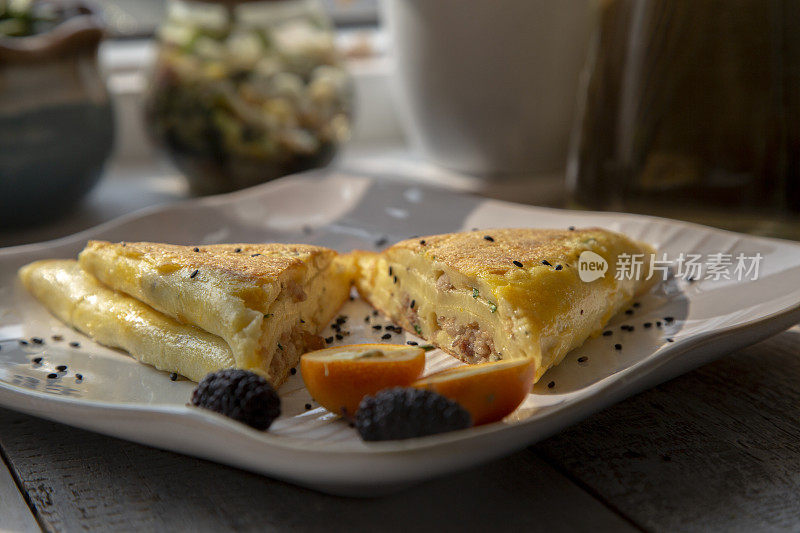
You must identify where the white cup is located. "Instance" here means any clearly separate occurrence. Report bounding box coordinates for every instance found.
[384,0,598,178]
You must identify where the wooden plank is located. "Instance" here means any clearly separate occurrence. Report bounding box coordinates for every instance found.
[536,327,800,532]
[0,454,40,533]
[0,410,634,533]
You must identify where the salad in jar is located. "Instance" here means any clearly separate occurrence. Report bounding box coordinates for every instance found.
[146,0,353,195]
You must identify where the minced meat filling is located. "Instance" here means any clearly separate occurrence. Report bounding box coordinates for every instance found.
[438,316,496,363]
[436,272,454,291]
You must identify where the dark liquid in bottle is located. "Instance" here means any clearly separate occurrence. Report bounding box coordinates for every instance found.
[568,0,800,238]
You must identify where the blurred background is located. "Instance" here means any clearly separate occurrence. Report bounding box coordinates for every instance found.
[2,0,798,245]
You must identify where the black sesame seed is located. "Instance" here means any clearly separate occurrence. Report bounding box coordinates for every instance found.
[364,316,370,322]
[419,240,426,246]
[602,330,613,336]
[656,321,663,327]
[190,269,199,279]
[290,367,297,375]
[625,309,634,315]
[305,403,312,410]
[56,365,67,372]
[542,260,552,266]
[577,356,588,363]
[615,344,622,350]
[555,265,563,271]
[325,337,333,344]
[410,299,416,309]
[644,322,652,328]
[69,341,80,348]
[51,335,63,341]
[372,325,382,330]
[75,374,83,381]
[300,319,305,324]
[513,260,523,268]
[580,309,584,315]
[547,381,555,389]
[251,253,262,257]
[381,333,392,340]
[375,237,388,247]
[664,316,675,323]
[335,334,343,340]
[483,235,495,242]
[32,357,42,364]
[19,340,28,346]
[372,310,379,317]
[193,247,200,252]
[406,341,418,346]
[388,266,393,276]
[32,337,43,344]
[568,226,576,231]
[234,248,242,253]
[47,373,58,379]
[667,338,675,342]
[633,302,641,308]
[393,275,398,284]
[170,373,178,381]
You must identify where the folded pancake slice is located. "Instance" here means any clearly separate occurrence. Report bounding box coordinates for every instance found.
[353,228,656,382]
[19,260,234,381]
[78,241,354,384]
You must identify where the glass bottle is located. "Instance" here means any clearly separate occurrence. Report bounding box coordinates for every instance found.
[568,0,800,239]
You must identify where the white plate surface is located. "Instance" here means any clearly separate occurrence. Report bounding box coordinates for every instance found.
[1,171,799,496]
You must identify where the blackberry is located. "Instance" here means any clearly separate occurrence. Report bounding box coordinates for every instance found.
[191,369,280,430]
[355,388,472,441]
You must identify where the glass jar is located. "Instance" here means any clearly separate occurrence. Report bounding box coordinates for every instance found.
[145,0,353,195]
[568,0,800,239]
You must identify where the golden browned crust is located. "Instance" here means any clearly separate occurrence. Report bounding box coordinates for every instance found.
[389,228,633,277]
[85,241,337,284]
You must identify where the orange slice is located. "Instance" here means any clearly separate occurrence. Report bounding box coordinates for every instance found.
[411,359,535,425]
[300,344,426,417]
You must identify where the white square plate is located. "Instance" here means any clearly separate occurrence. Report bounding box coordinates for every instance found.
[1,171,799,496]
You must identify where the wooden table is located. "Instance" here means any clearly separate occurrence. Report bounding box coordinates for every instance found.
[3,161,799,532]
